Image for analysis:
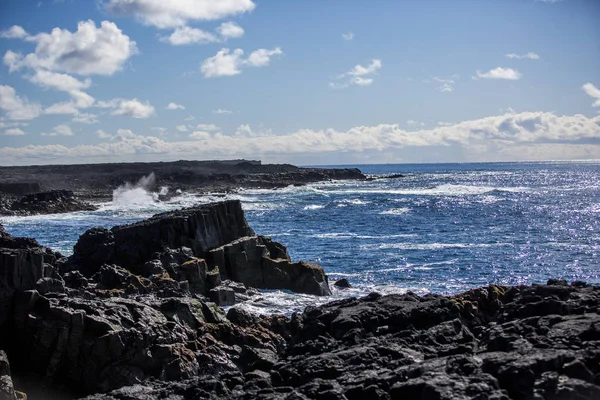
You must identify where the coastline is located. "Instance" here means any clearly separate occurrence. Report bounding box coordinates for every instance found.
[1,197,600,399]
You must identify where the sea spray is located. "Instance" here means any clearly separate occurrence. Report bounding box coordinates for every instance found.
[112,172,159,207]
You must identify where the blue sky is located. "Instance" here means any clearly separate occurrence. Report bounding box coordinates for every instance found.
[0,0,599,165]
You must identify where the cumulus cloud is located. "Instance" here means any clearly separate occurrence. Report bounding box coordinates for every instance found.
[342,32,354,40]
[506,52,540,60]
[196,123,220,131]
[28,69,95,108]
[0,85,42,120]
[166,102,185,110]
[3,20,137,76]
[41,124,73,136]
[162,26,219,45]
[111,99,156,118]
[3,111,598,165]
[213,108,232,114]
[44,102,80,115]
[0,25,31,40]
[217,22,244,39]
[582,83,600,108]
[330,59,382,88]
[104,0,256,29]
[475,67,522,80]
[200,47,282,78]
[176,125,188,132]
[4,128,26,136]
[72,113,99,124]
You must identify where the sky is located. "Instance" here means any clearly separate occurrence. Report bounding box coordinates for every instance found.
[0,0,599,166]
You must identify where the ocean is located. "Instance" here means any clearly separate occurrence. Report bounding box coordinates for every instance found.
[2,161,599,314]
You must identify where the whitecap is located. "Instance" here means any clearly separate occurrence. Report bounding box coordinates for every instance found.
[380,207,410,215]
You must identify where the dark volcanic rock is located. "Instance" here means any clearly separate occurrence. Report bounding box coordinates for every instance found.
[0,160,367,201]
[1,190,97,216]
[69,200,331,296]
[71,200,254,273]
[0,350,17,400]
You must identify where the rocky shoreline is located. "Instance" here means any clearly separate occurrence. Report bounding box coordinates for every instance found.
[0,160,366,216]
[0,201,599,399]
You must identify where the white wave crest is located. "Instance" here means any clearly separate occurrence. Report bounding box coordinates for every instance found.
[380,207,410,215]
[112,172,158,208]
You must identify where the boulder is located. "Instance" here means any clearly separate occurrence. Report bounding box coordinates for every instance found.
[0,350,17,400]
[70,200,255,275]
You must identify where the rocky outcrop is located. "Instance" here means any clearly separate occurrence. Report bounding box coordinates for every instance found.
[0,160,367,201]
[0,351,17,400]
[79,280,600,400]
[1,220,600,399]
[68,200,330,296]
[1,190,97,216]
[0,182,41,196]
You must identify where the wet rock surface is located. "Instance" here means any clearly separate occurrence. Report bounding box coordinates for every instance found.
[1,210,600,399]
[0,190,97,216]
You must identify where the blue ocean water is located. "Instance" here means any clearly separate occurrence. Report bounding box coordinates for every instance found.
[2,162,599,313]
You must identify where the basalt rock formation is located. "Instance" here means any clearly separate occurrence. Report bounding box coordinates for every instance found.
[67,200,331,297]
[0,190,97,216]
[1,214,600,399]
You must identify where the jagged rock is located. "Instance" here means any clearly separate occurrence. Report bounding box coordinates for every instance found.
[69,201,332,297]
[70,201,255,276]
[35,277,65,295]
[0,350,17,400]
[0,225,9,239]
[2,190,97,216]
[210,236,331,296]
[334,278,351,289]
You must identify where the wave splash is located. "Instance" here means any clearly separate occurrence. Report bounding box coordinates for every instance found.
[112,172,161,207]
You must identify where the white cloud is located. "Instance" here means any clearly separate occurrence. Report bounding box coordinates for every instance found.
[4,111,598,165]
[582,83,600,108]
[201,48,244,77]
[348,59,382,76]
[213,108,232,114]
[196,123,220,131]
[184,115,195,121]
[407,120,425,126]
[506,52,540,60]
[162,26,219,45]
[3,21,137,76]
[342,32,354,40]
[4,128,26,136]
[111,99,156,118]
[429,77,456,92]
[246,47,283,67]
[351,77,373,86]
[0,26,30,40]
[475,67,522,80]
[72,113,99,124]
[166,102,185,110]
[29,69,95,108]
[200,47,282,78]
[0,85,42,120]
[331,59,382,88]
[96,129,111,139]
[176,125,188,132]
[217,22,244,39]
[104,0,256,29]
[437,121,454,127]
[41,124,73,136]
[189,131,212,140]
[44,102,79,115]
